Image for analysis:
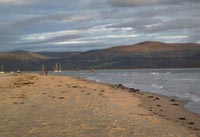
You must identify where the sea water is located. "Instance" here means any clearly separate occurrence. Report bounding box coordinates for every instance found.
[49,69,200,115]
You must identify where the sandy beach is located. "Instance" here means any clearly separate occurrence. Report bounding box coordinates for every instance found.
[0,74,200,137]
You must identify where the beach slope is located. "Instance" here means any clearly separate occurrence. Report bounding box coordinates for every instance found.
[0,74,199,137]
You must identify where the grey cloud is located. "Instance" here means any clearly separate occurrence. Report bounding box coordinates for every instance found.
[0,0,70,6]
[11,13,91,29]
[0,24,21,44]
[107,17,162,30]
[0,0,200,52]
[110,0,200,7]
[110,0,160,6]
[144,18,200,33]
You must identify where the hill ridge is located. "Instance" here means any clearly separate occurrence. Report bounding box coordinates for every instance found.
[0,41,200,70]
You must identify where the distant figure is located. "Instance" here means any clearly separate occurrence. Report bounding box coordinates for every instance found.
[45,69,48,75]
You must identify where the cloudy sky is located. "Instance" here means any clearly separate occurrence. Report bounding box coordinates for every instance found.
[0,0,200,51]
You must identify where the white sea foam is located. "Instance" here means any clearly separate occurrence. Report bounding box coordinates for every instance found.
[177,92,200,102]
[122,73,128,76]
[151,83,163,89]
[86,76,97,81]
[175,78,197,81]
[188,92,200,102]
[150,72,160,76]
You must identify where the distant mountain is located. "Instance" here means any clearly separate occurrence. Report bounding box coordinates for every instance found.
[0,50,49,71]
[55,41,200,69]
[0,41,200,71]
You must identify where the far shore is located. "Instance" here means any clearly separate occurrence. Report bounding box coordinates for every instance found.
[0,73,199,137]
[1,67,200,73]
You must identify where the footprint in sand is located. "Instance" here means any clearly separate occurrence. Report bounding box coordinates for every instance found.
[156,104,161,107]
[192,128,199,131]
[58,97,65,99]
[188,122,194,125]
[155,97,160,100]
[158,114,165,117]
[148,96,154,99]
[172,103,179,106]
[13,102,24,104]
[179,117,186,120]
[19,102,24,104]
[18,96,26,99]
[98,93,103,96]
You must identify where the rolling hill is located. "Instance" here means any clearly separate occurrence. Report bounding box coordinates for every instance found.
[0,50,49,71]
[0,41,200,71]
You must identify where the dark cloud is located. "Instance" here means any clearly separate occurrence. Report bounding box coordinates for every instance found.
[0,0,199,52]
[110,0,200,7]
[146,18,200,33]
[10,13,91,30]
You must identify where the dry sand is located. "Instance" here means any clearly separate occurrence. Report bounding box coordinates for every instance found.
[0,74,199,137]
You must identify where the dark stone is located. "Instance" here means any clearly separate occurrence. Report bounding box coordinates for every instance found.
[129,88,137,92]
[148,96,154,98]
[156,104,161,107]
[114,84,128,90]
[155,97,160,100]
[136,89,140,92]
[179,117,186,120]
[58,97,65,99]
[188,122,194,125]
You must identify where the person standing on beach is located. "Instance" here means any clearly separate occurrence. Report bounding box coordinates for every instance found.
[45,68,48,75]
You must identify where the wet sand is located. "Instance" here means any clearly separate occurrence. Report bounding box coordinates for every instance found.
[0,74,199,137]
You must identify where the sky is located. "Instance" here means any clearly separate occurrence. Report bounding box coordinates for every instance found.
[0,0,200,52]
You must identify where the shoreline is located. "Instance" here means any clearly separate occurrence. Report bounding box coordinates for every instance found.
[68,74,200,116]
[54,69,200,116]
[53,74,200,134]
[83,75,200,113]
[48,74,200,135]
[7,68,200,115]
[0,73,200,136]
[79,77,200,129]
